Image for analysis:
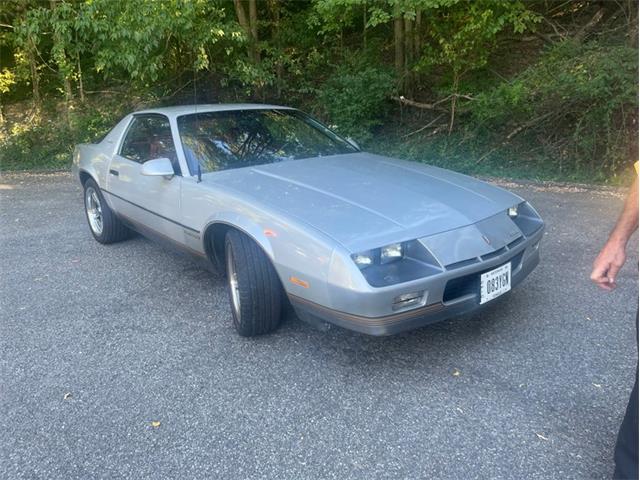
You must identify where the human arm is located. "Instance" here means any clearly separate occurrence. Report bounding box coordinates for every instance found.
[591,175,639,290]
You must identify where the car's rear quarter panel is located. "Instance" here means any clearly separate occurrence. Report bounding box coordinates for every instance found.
[73,115,132,190]
[73,144,111,188]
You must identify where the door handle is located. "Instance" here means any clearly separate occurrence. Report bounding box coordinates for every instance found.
[109,169,119,177]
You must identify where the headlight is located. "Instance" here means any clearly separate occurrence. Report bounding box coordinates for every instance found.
[349,239,443,287]
[380,243,403,263]
[510,201,544,237]
[353,251,374,268]
[352,243,405,269]
[508,205,519,218]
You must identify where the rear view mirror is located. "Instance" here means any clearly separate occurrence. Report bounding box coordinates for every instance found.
[141,158,174,178]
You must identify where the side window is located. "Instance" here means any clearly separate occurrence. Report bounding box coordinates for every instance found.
[119,115,180,174]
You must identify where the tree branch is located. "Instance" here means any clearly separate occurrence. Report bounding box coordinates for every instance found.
[506,111,556,140]
[391,94,474,112]
[233,0,250,35]
[542,17,566,38]
[402,114,445,138]
[475,112,558,164]
[574,8,605,43]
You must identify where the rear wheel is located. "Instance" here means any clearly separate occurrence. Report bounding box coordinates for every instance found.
[225,230,283,336]
[83,178,130,244]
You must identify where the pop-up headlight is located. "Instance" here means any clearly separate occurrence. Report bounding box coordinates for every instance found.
[509,201,544,236]
[353,251,374,269]
[380,243,403,264]
[350,240,443,287]
[352,243,405,269]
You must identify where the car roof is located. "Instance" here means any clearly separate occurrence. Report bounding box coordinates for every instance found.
[134,104,295,118]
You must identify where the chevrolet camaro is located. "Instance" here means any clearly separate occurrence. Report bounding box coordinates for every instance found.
[72,104,544,336]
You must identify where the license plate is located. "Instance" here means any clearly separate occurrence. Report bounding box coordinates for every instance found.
[480,262,511,304]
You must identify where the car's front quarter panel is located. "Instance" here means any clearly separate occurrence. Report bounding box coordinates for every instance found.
[180,178,340,305]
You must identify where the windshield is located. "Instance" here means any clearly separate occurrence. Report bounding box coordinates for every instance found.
[176,109,357,175]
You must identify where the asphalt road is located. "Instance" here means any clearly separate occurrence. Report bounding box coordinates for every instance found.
[1,172,638,480]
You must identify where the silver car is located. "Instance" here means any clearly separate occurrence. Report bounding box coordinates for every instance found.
[72,104,544,336]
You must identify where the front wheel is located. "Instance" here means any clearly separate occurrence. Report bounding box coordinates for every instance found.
[83,178,130,244]
[225,230,283,336]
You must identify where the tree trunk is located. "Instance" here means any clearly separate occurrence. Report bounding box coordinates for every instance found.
[413,9,422,90]
[448,75,459,135]
[249,0,258,42]
[270,0,282,97]
[233,0,250,32]
[77,52,85,103]
[14,0,39,112]
[233,0,258,63]
[393,3,404,82]
[414,10,421,59]
[404,15,413,95]
[50,0,73,124]
[63,77,73,124]
[27,40,41,111]
[363,1,367,49]
[249,0,259,62]
[573,8,604,43]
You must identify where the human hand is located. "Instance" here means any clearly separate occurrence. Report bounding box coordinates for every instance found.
[591,240,627,291]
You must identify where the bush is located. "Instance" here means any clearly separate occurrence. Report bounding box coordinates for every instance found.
[0,121,75,170]
[316,61,395,142]
[0,98,130,170]
[470,40,638,179]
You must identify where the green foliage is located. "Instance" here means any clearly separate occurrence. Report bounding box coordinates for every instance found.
[316,60,395,141]
[416,0,541,81]
[0,97,131,170]
[1,120,75,170]
[48,1,77,80]
[310,0,365,35]
[0,69,16,95]
[0,0,637,183]
[88,0,240,87]
[471,41,638,179]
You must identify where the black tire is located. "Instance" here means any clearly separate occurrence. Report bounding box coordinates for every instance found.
[83,178,130,244]
[225,229,283,336]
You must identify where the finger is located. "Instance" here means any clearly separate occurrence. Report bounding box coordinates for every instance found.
[594,279,614,291]
[607,263,622,285]
[591,263,614,289]
[590,265,610,284]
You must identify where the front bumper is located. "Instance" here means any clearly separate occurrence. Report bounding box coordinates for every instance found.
[290,226,543,336]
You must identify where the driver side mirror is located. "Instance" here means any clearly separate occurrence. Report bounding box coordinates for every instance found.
[140,157,174,179]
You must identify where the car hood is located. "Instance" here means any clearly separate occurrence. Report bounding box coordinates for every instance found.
[203,153,522,251]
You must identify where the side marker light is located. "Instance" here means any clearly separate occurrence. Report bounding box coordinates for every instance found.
[289,277,310,288]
